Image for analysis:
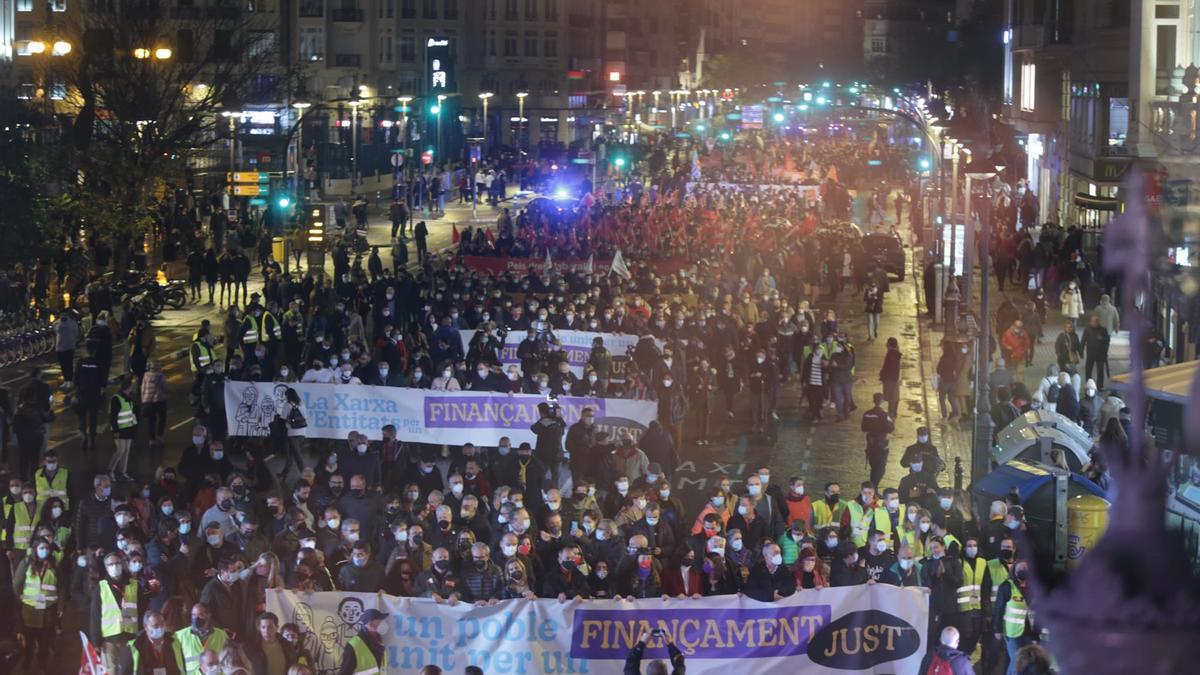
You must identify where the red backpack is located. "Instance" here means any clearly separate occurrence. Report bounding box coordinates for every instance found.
[926,652,953,675]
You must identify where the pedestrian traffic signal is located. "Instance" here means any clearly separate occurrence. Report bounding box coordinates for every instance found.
[613,157,626,168]
[919,158,932,171]
[277,196,291,209]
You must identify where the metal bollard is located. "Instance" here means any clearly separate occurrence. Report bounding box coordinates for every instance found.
[954,456,964,492]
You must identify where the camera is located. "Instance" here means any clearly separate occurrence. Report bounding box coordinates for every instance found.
[650,628,665,638]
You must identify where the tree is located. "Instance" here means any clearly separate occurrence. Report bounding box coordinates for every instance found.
[26,3,298,270]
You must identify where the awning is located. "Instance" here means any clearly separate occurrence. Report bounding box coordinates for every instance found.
[1074,193,1121,211]
[1111,360,1198,405]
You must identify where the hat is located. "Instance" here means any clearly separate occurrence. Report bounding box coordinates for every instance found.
[361,608,390,622]
[1008,505,1025,520]
[917,426,929,436]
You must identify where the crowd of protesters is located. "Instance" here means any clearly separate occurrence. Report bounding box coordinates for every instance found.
[0,124,1088,675]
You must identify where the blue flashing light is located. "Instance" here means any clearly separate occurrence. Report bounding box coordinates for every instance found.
[919,158,932,170]
[773,112,785,123]
[277,197,291,208]
[553,187,571,200]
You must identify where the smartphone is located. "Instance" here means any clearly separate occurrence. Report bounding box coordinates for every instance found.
[570,521,578,533]
[650,628,665,638]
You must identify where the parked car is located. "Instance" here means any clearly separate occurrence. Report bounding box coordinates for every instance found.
[862,232,905,280]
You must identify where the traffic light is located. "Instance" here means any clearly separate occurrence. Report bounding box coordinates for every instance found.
[430,104,441,115]
[613,156,627,169]
[918,157,932,171]
[719,131,732,141]
[277,196,291,209]
[772,112,785,123]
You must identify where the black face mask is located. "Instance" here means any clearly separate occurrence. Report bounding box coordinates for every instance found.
[474,559,489,571]
[351,488,365,498]
[219,499,233,510]
[826,494,840,506]
[999,550,1015,563]
[433,560,450,573]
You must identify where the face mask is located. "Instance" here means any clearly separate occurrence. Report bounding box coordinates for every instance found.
[36,547,50,560]
[616,481,629,493]
[899,559,913,570]
[634,499,647,510]
[875,540,888,553]
[498,445,511,456]
[352,556,367,568]
[116,515,131,527]
[919,522,931,533]
[414,371,423,379]
[300,539,316,550]
[826,494,840,505]
[731,539,743,551]
[769,553,783,566]
[129,561,143,573]
[939,498,953,509]
[207,534,222,546]
[748,485,761,497]
[792,486,805,496]
[646,516,659,526]
[162,505,175,516]
[212,451,224,461]
[1007,520,1020,530]
[46,463,57,472]
[51,507,63,519]
[756,356,765,364]
[911,462,924,473]
[659,489,671,499]
[1000,549,1015,562]
[179,522,191,534]
[918,435,929,443]
[712,496,725,507]
[106,564,124,578]
[886,499,899,509]
[420,466,434,474]
[737,505,749,516]
[22,493,34,504]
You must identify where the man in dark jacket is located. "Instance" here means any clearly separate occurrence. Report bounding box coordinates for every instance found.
[337,542,385,591]
[461,542,505,603]
[75,474,116,553]
[122,610,183,674]
[624,629,686,675]
[541,544,591,599]
[743,542,796,602]
[244,611,298,675]
[198,558,246,636]
[530,402,566,486]
[860,393,894,488]
[565,407,599,483]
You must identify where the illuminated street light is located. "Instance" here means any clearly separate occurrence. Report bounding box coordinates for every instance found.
[154,47,172,59]
[51,40,71,56]
[27,41,46,54]
[133,48,150,59]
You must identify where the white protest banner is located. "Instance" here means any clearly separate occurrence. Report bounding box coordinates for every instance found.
[225,381,657,444]
[458,329,657,380]
[266,585,929,675]
[685,182,821,204]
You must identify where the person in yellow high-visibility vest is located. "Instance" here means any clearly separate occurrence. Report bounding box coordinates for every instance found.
[173,602,230,675]
[14,537,62,671]
[241,308,261,352]
[109,376,138,482]
[981,536,1017,675]
[994,560,1037,671]
[340,607,390,675]
[8,483,39,556]
[839,482,888,548]
[33,450,70,512]
[122,610,184,674]
[810,482,847,530]
[1,476,20,547]
[956,536,988,657]
[90,552,142,673]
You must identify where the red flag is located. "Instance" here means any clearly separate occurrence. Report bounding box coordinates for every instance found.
[79,631,106,675]
[451,224,460,244]
[484,228,496,245]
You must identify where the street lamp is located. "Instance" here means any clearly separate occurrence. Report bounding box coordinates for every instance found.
[435,93,446,166]
[348,98,362,187]
[963,153,999,486]
[397,95,413,157]
[478,91,494,160]
[651,90,661,125]
[51,40,71,56]
[515,91,528,159]
[291,99,311,196]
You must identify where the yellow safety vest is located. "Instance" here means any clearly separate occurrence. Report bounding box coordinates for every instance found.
[11,502,36,550]
[21,563,57,610]
[116,394,137,429]
[129,634,184,673]
[844,501,889,548]
[1,500,11,545]
[957,556,987,611]
[347,635,387,675]
[174,627,229,673]
[812,498,847,530]
[191,340,215,373]
[35,468,69,510]
[99,580,139,638]
[987,558,1010,605]
[242,316,260,344]
[897,527,925,559]
[1002,579,1030,638]
[262,311,282,341]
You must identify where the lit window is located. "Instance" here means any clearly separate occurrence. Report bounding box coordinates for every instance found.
[1020,60,1036,112]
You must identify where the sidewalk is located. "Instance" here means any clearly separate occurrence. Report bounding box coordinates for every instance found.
[913,248,1130,484]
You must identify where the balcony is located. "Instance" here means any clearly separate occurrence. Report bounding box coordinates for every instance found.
[1149,65,1200,156]
[332,7,363,21]
[333,53,361,67]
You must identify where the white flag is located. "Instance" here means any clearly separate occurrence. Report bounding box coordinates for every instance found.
[584,254,594,274]
[610,249,631,280]
[544,248,553,272]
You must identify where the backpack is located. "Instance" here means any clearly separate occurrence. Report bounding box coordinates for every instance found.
[287,405,307,429]
[1046,383,1060,403]
[925,651,953,675]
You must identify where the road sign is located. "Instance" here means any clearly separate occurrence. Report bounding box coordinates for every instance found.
[232,184,263,196]
[228,171,267,183]
[390,153,404,168]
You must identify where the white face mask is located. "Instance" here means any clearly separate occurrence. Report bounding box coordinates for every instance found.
[919,522,931,533]
[875,540,888,553]
[748,485,761,497]
[911,462,923,473]
[769,554,783,566]
[731,539,743,551]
